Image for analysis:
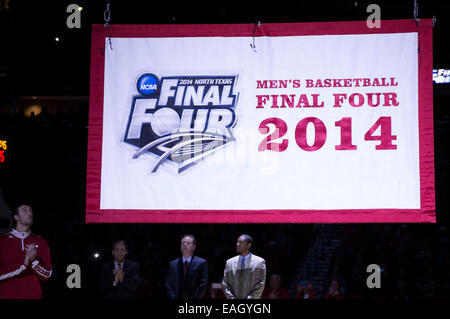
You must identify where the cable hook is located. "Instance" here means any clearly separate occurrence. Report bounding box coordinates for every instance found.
[250,20,261,53]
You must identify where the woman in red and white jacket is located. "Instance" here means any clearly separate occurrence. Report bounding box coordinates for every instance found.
[0,204,52,299]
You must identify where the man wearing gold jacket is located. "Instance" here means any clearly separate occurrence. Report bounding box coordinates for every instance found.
[222,234,266,299]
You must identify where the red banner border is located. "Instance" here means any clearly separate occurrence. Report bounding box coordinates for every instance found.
[86,19,435,223]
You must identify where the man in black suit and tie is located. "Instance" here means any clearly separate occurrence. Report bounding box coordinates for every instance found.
[166,234,208,299]
[100,240,140,299]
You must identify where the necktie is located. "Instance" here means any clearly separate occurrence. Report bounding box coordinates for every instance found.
[183,261,188,277]
[240,256,245,269]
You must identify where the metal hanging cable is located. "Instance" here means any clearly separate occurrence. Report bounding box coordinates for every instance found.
[104,0,113,50]
[413,0,419,25]
[413,0,422,66]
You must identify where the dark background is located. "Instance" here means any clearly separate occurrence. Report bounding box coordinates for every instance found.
[0,0,449,300]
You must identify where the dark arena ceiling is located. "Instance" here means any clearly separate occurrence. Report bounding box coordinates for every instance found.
[0,0,449,99]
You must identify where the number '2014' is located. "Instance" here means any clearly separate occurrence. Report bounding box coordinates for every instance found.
[258,117,397,152]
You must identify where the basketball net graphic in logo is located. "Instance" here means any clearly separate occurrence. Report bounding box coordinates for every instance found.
[123,74,239,173]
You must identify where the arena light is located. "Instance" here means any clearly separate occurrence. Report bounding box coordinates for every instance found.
[92,251,101,260]
[433,69,450,83]
[24,104,42,117]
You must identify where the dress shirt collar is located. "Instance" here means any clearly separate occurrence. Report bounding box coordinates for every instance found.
[240,253,251,264]
[182,256,193,263]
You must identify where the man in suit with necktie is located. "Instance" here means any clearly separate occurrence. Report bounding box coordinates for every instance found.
[222,234,266,299]
[100,240,140,299]
[166,234,208,299]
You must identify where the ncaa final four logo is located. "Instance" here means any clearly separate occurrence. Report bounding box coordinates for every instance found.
[123,73,239,173]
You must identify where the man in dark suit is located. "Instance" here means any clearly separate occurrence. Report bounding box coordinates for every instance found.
[100,240,140,299]
[166,234,208,299]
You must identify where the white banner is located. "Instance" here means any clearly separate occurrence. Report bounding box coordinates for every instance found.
[101,34,419,210]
